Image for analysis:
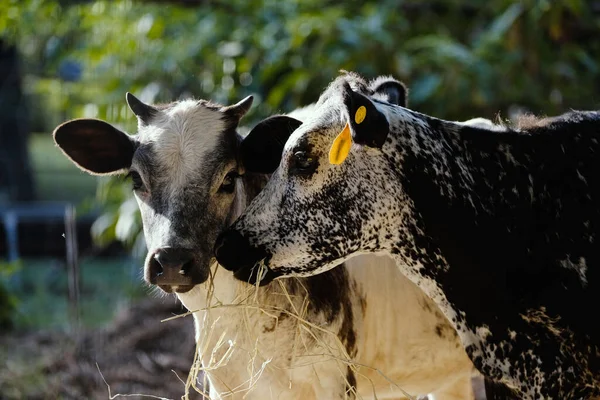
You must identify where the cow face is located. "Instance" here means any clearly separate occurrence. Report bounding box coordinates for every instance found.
[215,74,414,284]
[54,94,298,293]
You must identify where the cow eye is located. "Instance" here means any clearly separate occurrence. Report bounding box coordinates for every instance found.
[219,171,237,193]
[127,170,144,191]
[291,151,317,175]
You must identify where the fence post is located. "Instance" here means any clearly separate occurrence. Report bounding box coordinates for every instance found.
[64,203,80,331]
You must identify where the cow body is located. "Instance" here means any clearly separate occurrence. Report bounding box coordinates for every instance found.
[215,72,600,399]
[53,86,479,399]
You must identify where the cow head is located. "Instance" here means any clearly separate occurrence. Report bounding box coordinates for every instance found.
[53,94,300,293]
[215,73,414,284]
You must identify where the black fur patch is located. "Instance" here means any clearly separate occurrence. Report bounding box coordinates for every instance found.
[395,110,600,398]
[345,366,357,399]
[341,82,390,149]
[241,115,302,174]
[301,264,357,358]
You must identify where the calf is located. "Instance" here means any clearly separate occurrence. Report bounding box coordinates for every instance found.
[53,81,478,400]
[215,71,600,399]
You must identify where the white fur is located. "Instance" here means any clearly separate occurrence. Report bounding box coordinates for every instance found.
[456,118,505,131]
[286,103,319,123]
[142,100,226,199]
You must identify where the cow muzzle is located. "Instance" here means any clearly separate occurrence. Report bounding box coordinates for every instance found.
[146,247,208,293]
[214,230,279,286]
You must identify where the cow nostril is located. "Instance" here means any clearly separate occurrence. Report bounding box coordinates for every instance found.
[214,240,225,260]
[214,230,247,271]
[152,254,164,273]
[146,247,209,288]
[148,256,164,283]
[150,247,196,281]
[179,260,193,276]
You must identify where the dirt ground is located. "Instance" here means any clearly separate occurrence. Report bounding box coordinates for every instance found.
[0,296,205,400]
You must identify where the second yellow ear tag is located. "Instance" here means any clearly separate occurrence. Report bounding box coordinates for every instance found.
[355,106,366,124]
[329,122,352,165]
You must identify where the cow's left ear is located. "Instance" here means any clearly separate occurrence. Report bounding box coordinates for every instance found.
[369,77,408,107]
[240,115,302,174]
[342,82,390,149]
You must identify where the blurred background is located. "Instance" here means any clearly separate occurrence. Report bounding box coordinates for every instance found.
[0,0,599,398]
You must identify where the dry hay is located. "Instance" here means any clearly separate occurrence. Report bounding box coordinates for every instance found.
[167,262,419,400]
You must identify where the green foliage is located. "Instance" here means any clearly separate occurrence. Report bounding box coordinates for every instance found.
[5,0,599,124]
[1,0,599,248]
[0,284,18,329]
[0,261,22,330]
[90,177,144,255]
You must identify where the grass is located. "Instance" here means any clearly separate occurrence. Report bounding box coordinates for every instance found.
[8,256,147,331]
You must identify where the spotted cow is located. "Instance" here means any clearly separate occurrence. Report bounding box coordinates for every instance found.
[215,71,600,399]
[53,80,484,400]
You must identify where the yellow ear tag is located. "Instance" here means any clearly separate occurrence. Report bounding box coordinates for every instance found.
[329,122,352,165]
[355,106,367,124]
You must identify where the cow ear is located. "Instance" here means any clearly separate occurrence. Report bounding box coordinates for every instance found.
[342,82,390,149]
[126,92,158,125]
[222,95,254,122]
[370,78,408,107]
[53,119,136,175]
[240,115,302,174]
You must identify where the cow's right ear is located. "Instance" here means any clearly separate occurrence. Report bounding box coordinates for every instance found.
[240,115,302,174]
[53,119,136,175]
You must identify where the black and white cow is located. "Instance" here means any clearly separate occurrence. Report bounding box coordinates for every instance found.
[215,71,600,399]
[52,81,481,400]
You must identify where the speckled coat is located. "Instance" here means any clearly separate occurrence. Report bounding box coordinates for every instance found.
[216,73,600,399]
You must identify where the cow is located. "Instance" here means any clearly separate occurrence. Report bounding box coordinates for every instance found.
[53,80,487,400]
[214,71,600,399]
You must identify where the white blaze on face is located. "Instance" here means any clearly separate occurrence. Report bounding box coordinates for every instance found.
[131,100,228,251]
[141,100,226,199]
[136,198,175,250]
